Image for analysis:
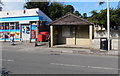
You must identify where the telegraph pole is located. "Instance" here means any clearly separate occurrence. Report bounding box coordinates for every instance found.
[107,0,110,51]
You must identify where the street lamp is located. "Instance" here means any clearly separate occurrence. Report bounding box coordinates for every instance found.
[107,0,110,51]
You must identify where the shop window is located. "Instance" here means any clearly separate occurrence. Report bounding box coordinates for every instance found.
[10,26,14,29]
[0,23,4,30]
[5,23,9,29]
[15,22,19,29]
[10,23,15,29]
[26,26,30,34]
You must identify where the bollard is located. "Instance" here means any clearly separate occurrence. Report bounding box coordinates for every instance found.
[10,36,14,45]
[35,38,38,46]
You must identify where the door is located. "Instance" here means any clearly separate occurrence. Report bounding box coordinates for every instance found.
[21,25,30,40]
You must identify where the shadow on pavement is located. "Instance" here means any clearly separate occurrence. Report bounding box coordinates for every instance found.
[1,68,12,75]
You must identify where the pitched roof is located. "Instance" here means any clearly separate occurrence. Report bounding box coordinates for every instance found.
[49,13,94,26]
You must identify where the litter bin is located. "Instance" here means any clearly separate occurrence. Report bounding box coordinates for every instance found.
[38,34,45,42]
[40,32,49,41]
[100,38,111,50]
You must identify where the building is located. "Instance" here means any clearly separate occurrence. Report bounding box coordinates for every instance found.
[0,8,52,41]
[49,13,94,48]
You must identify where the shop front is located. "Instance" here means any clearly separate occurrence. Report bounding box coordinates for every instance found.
[0,8,52,42]
[0,22,20,41]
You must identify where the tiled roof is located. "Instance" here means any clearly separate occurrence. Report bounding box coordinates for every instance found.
[49,13,94,25]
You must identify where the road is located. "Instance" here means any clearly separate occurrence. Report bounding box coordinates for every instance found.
[1,42,119,74]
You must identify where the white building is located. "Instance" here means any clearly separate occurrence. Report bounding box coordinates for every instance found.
[0,8,52,41]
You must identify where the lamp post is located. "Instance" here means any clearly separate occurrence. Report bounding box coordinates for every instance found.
[107,0,110,51]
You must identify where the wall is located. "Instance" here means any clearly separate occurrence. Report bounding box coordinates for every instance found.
[94,26,120,38]
[76,25,90,47]
[92,26,120,50]
[92,38,119,50]
[76,39,91,47]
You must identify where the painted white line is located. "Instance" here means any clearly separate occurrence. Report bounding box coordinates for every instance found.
[50,63,119,70]
[0,59,14,62]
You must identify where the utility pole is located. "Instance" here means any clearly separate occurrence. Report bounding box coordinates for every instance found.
[107,0,110,51]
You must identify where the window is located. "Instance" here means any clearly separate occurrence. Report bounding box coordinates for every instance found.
[15,22,19,29]
[5,23,9,29]
[10,22,15,29]
[0,23,4,30]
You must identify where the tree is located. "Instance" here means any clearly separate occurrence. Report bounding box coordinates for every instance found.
[88,10,99,25]
[99,1,105,6]
[99,1,105,9]
[82,13,87,19]
[24,0,49,15]
[90,10,97,16]
[48,2,64,20]
[74,11,81,16]
[117,1,120,9]
[64,5,74,15]
[110,9,120,29]
[88,8,120,29]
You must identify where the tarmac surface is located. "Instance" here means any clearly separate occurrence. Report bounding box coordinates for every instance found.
[1,41,119,74]
[1,41,119,56]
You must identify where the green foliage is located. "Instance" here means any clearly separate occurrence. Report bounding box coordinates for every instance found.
[24,2,49,15]
[24,1,77,20]
[82,13,87,19]
[64,5,74,15]
[88,8,120,29]
[74,11,81,16]
[110,9,120,28]
[48,2,64,20]
[24,1,120,30]
[99,1,105,6]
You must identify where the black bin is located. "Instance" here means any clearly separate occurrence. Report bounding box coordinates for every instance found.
[100,38,111,50]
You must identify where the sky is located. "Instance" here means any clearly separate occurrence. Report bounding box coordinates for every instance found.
[65,2,118,16]
[1,1,119,16]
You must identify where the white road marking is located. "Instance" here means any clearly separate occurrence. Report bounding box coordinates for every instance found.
[0,59,14,62]
[50,63,119,70]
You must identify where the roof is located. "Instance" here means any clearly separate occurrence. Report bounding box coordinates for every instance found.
[49,13,94,26]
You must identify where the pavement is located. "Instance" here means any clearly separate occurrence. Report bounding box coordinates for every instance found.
[1,41,119,56]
